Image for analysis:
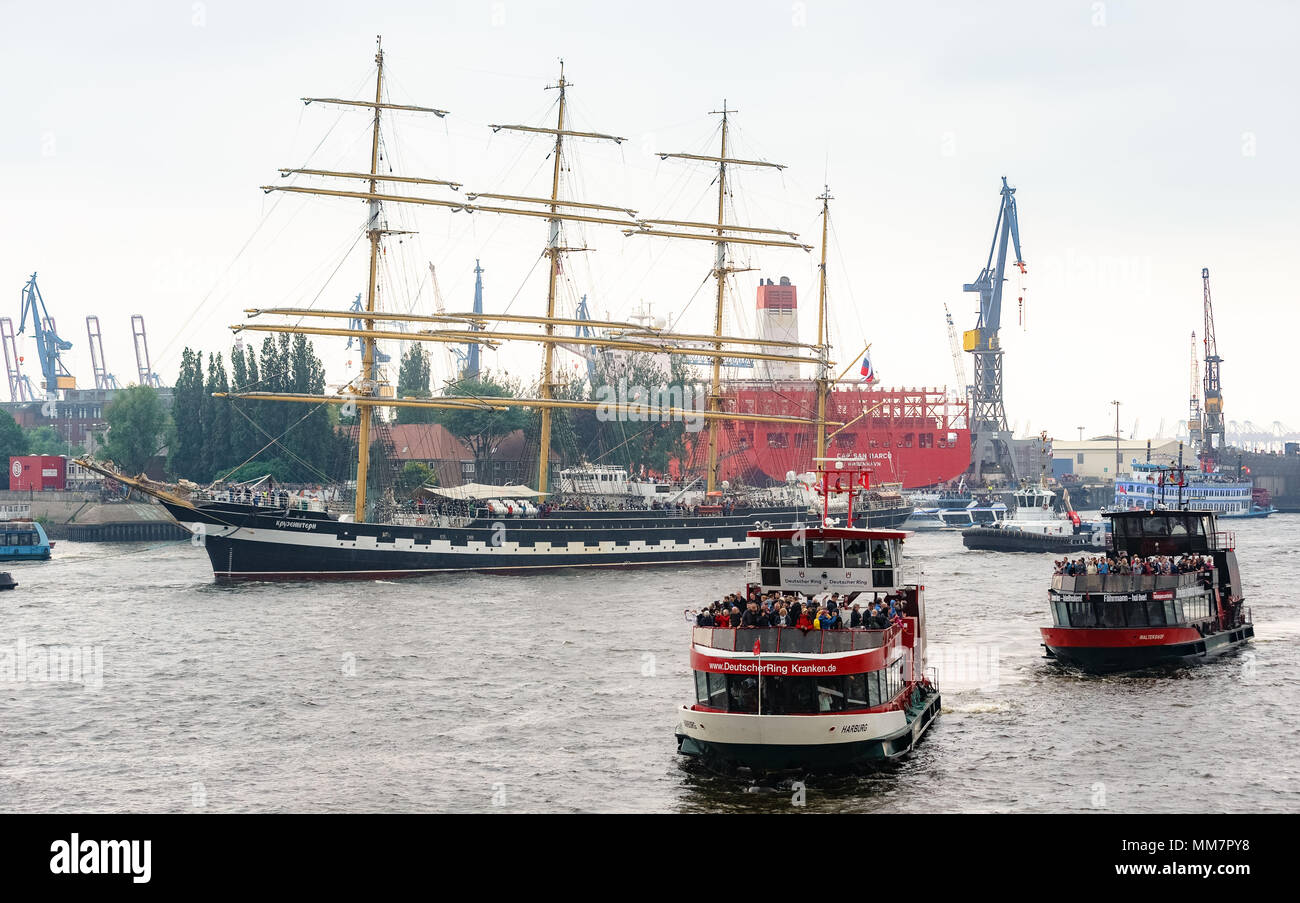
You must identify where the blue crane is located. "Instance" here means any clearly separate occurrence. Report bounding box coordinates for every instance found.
[961,177,1026,480]
[18,273,76,396]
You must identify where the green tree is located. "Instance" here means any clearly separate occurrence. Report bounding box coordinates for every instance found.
[395,345,435,424]
[396,461,435,496]
[102,385,167,476]
[203,352,233,480]
[23,425,84,457]
[433,372,527,483]
[0,410,27,489]
[170,347,206,479]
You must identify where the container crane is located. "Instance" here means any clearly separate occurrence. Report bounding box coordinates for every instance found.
[131,315,163,388]
[943,303,968,399]
[18,274,77,396]
[0,318,35,401]
[962,177,1026,482]
[1187,330,1201,450]
[1200,268,1225,457]
[86,316,121,390]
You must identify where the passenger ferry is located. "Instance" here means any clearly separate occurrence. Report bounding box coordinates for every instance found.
[675,459,941,772]
[1113,461,1274,518]
[1040,508,1254,672]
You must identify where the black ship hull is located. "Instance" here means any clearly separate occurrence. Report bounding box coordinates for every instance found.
[962,526,1107,553]
[163,499,913,582]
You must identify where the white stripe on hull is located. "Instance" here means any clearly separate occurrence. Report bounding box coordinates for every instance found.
[676,704,907,746]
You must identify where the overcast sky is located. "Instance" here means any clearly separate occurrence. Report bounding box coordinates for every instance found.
[2,0,1296,443]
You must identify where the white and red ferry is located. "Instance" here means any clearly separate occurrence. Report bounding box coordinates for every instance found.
[1040,508,1255,672]
[675,459,942,772]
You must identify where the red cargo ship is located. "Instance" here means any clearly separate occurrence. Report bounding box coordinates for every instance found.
[677,277,970,490]
[701,382,970,490]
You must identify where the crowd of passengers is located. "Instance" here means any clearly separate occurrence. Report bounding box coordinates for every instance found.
[1053,553,1216,577]
[691,590,906,631]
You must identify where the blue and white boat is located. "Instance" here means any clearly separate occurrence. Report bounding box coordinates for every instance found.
[1113,461,1274,519]
[0,517,53,561]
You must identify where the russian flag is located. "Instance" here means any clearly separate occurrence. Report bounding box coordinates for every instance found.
[859,351,874,382]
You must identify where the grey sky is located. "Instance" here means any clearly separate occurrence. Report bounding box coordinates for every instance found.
[2,0,1296,443]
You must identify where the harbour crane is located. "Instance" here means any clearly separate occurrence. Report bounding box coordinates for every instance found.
[962,177,1026,483]
[1200,268,1226,457]
[1187,330,1201,450]
[18,274,76,396]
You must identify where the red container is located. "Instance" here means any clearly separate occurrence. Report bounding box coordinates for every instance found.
[9,455,67,491]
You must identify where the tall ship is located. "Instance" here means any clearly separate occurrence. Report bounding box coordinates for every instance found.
[675,459,941,771]
[77,39,918,582]
[1040,507,1254,672]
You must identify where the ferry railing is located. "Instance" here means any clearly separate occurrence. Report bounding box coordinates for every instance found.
[1050,572,1208,594]
[691,625,898,654]
[1213,531,1236,550]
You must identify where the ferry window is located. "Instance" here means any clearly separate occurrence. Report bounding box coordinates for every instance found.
[761,539,780,568]
[779,541,804,567]
[806,540,842,568]
[870,540,893,568]
[1169,518,1188,537]
[727,676,759,714]
[843,539,870,568]
[1053,600,1069,626]
[1141,515,1170,537]
[817,679,846,713]
[867,671,882,707]
[846,673,868,708]
[706,673,728,710]
[1164,601,1177,624]
[1145,599,1166,626]
[694,671,709,705]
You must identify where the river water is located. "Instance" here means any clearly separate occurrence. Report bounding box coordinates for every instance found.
[2,515,1297,813]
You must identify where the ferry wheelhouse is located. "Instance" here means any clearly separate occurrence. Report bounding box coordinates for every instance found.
[675,460,941,772]
[1040,508,1254,672]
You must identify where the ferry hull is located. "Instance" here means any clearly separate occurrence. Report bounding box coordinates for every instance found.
[1040,625,1255,673]
[675,691,941,772]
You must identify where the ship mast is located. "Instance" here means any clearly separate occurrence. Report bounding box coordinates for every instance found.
[481,62,626,495]
[635,104,811,493]
[354,37,385,523]
[815,186,832,462]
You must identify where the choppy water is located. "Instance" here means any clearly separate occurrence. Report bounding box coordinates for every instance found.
[2,515,1297,813]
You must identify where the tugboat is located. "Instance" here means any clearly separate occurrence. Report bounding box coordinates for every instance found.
[961,480,1107,553]
[675,458,941,772]
[1040,507,1254,672]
